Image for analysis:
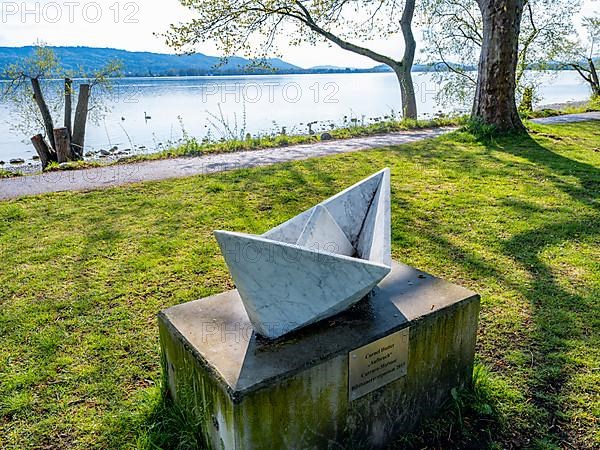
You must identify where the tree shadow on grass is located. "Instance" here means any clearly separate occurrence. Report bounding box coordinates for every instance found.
[497,212,599,448]
[465,132,597,447]
[395,215,597,448]
[487,132,598,447]
[489,131,600,207]
[390,129,599,448]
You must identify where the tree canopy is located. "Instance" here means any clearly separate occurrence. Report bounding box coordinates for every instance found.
[420,0,578,110]
[567,14,600,97]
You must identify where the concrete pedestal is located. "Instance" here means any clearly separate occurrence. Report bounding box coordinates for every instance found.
[158,261,480,449]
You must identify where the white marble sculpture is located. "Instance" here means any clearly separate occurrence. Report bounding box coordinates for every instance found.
[214,168,391,339]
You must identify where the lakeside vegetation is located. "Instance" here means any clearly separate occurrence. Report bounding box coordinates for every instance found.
[123,116,462,161]
[0,169,20,178]
[0,121,598,448]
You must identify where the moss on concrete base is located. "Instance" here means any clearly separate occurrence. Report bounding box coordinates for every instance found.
[159,288,479,449]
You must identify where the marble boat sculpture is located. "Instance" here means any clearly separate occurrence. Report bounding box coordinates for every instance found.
[214,168,392,339]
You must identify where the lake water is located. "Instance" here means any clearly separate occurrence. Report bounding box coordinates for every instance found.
[0,71,593,162]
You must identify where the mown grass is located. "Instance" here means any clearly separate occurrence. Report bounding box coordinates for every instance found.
[0,121,599,449]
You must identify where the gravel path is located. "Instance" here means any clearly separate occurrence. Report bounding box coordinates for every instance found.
[1,111,598,200]
[0,128,452,200]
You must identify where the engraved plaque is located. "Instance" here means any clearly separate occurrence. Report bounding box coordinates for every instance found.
[348,328,409,401]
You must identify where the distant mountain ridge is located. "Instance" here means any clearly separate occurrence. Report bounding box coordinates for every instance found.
[0,46,303,77]
[0,46,434,78]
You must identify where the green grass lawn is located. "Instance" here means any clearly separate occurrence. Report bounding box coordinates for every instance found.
[1,121,599,449]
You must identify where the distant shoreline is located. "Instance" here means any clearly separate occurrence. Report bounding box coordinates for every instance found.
[0,68,585,82]
[0,68,388,81]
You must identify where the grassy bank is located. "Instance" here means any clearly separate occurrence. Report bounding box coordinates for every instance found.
[2,102,598,178]
[0,168,21,178]
[0,121,598,449]
[526,96,600,119]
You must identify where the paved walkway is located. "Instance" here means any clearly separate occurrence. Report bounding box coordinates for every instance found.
[1,111,598,200]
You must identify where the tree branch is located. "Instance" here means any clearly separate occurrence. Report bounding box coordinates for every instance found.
[570,64,593,83]
[292,1,402,68]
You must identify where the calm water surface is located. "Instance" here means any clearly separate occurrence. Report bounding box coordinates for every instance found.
[0,71,592,162]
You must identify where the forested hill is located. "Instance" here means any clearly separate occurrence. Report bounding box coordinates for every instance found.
[0,46,303,77]
[0,46,449,77]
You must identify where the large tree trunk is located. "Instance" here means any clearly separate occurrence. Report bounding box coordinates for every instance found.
[72,84,90,159]
[64,78,73,137]
[30,77,57,149]
[399,0,418,119]
[472,0,526,132]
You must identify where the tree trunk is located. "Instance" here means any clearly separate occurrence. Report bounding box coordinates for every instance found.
[30,77,57,149]
[393,65,417,119]
[64,78,73,138]
[472,0,526,132]
[31,134,57,170]
[589,59,600,97]
[72,84,90,159]
[53,127,72,163]
[296,3,418,120]
[399,0,418,119]
[519,85,534,113]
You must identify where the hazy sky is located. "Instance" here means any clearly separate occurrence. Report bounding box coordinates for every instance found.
[0,0,596,68]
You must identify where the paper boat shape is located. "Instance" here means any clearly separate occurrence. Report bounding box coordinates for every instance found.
[214,168,391,339]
